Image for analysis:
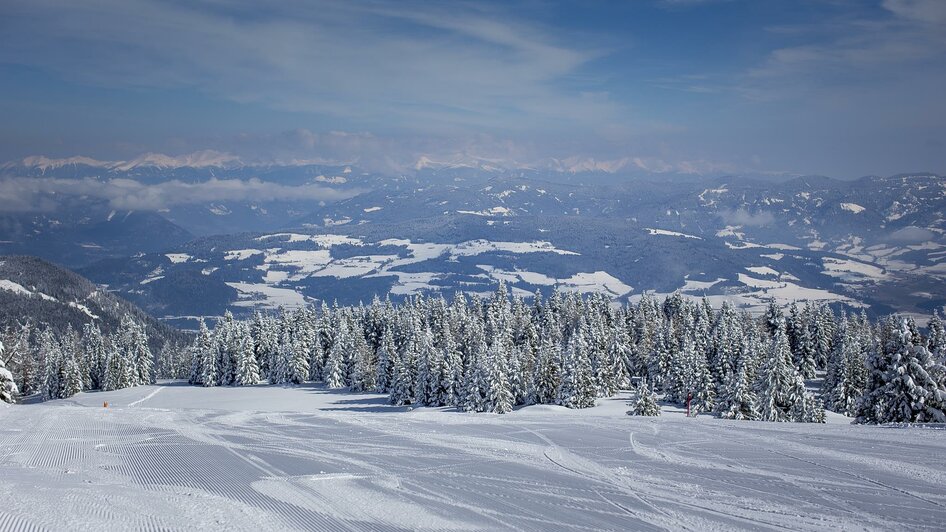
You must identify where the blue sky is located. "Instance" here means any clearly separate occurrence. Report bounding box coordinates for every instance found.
[1,0,944,177]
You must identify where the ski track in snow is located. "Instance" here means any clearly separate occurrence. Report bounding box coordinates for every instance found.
[1,384,945,531]
[126,386,163,407]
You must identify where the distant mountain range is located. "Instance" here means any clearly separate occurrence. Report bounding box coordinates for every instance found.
[2,154,944,326]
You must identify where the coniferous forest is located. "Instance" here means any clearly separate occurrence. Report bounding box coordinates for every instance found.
[4,284,946,424]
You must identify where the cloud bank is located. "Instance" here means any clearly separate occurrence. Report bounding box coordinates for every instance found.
[0,176,357,212]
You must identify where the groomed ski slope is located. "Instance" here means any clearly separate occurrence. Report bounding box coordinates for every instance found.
[1,383,944,531]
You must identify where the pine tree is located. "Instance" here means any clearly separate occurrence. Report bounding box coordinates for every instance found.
[129,319,154,386]
[928,313,946,364]
[59,348,84,398]
[557,325,596,409]
[190,320,217,387]
[715,350,757,420]
[324,321,348,389]
[0,340,19,403]
[8,322,35,396]
[375,325,396,393]
[40,329,63,400]
[856,318,946,424]
[823,317,867,416]
[235,325,261,386]
[484,341,514,414]
[755,318,823,422]
[626,379,660,416]
[390,338,417,406]
[307,332,325,382]
[287,330,310,385]
[462,339,488,412]
[531,329,562,405]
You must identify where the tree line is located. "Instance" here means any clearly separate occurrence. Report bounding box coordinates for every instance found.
[0,316,158,401]
[177,285,946,423]
[3,284,945,424]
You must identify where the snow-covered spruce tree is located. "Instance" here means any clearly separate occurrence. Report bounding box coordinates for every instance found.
[664,308,713,410]
[189,320,217,387]
[788,370,825,423]
[531,334,562,405]
[626,380,660,416]
[390,335,417,406]
[763,302,784,337]
[324,318,349,389]
[374,324,396,393]
[441,319,464,406]
[856,318,946,424]
[462,339,489,412]
[823,316,867,416]
[287,327,310,385]
[928,313,946,364]
[128,319,153,386]
[808,304,834,370]
[215,311,238,386]
[251,312,277,382]
[40,329,63,399]
[61,325,90,392]
[8,322,36,396]
[350,324,377,393]
[755,316,823,422]
[59,347,84,399]
[414,326,436,405]
[307,328,325,383]
[484,340,514,414]
[0,340,19,404]
[709,302,739,390]
[557,323,596,409]
[235,325,261,386]
[715,348,758,420]
[647,319,672,393]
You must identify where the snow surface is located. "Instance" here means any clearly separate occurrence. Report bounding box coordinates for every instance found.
[456,206,513,217]
[645,228,702,240]
[226,282,308,309]
[840,202,866,214]
[745,266,779,277]
[0,280,31,296]
[165,253,192,264]
[2,384,944,530]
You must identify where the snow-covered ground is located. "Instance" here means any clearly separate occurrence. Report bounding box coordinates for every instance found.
[2,384,945,531]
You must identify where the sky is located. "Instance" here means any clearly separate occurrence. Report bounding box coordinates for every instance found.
[1,0,944,178]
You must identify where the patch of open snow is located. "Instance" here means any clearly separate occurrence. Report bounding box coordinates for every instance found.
[314,174,348,184]
[226,282,308,309]
[457,206,513,217]
[680,277,726,293]
[840,202,866,214]
[323,217,352,227]
[224,249,264,261]
[0,280,32,296]
[68,301,99,319]
[558,271,632,297]
[646,228,702,239]
[822,257,887,281]
[362,206,382,213]
[165,253,191,264]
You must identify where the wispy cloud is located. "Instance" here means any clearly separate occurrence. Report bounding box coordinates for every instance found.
[0,0,616,133]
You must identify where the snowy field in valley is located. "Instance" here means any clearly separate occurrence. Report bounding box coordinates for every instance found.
[2,384,945,531]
